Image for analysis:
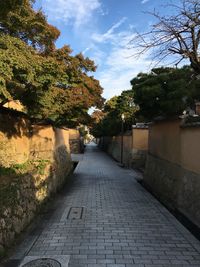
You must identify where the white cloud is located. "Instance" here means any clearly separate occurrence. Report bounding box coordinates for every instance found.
[91,49,106,66]
[43,0,101,28]
[92,17,127,43]
[88,19,152,99]
[82,47,91,54]
[141,0,150,4]
[98,51,152,99]
[82,44,106,66]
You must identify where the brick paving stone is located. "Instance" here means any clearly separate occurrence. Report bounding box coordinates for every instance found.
[9,143,200,266]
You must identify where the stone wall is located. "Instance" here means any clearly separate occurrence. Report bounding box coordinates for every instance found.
[0,111,73,255]
[144,119,200,228]
[68,129,83,154]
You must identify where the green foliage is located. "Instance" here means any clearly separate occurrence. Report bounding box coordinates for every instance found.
[131,66,200,120]
[0,159,50,177]
[0,35,65,117]
[91,90,138,137]
[0,35,36,105]
[0,1,104,127]
[0,159,50,217]
[92,66,200,137]
[0,0,60,52]
[33,159,50,175]
[0,163,26,213]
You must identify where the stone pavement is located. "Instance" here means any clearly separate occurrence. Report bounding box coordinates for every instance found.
[8,143,200,266]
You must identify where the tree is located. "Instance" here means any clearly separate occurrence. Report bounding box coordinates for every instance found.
[91,110,105,124]
[130,0,200,74]
[0,0,104,127]
[46,47,104,127]
[0,0,60,53]
[91,90,138,137]
[131,66,200,120]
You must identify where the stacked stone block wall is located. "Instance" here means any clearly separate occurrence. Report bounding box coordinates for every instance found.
[0,112,73,254]
[69,129,83,153]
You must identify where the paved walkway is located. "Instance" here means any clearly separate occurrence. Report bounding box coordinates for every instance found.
[9,143,200,266]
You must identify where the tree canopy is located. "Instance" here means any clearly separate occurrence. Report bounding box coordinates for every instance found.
[131,66,200,120]
[91,65,200,137]
[91,90,138,137]
[0,0,60,53]
[0,0,104,127]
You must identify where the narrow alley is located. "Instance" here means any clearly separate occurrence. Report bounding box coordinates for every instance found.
[8,143,200,267]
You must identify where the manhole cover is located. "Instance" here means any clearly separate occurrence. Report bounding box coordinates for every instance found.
[67,207,83,219]
[22,258,61,267]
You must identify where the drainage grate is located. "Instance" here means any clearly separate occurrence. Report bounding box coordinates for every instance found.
[67,207,83,219]
[19,255,70,267]
[22,258,61,267]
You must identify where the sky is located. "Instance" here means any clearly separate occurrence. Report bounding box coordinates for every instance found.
[34,0,183,100]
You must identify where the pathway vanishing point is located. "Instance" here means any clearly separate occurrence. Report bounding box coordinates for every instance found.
[7,143,200,267]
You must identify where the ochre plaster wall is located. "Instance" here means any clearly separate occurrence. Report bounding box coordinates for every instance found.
[0,114,30,167]
[144,119,200,228]
[148,120,181,164]
[181,127,200,174]
[132,128,149,150]
[29,125,55,160]
[101,128,149,168]
[69,129,80,140]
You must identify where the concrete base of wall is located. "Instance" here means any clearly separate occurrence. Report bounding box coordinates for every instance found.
[144,154,200,228]
[131,149,147,169]
[107,141,132,167]
[107,141,120,163]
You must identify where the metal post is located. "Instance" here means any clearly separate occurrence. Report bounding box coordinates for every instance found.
[120,114,125,165]
[121,120,124,165]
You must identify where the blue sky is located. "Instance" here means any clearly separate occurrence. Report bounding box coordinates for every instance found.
[35,0,183,100]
